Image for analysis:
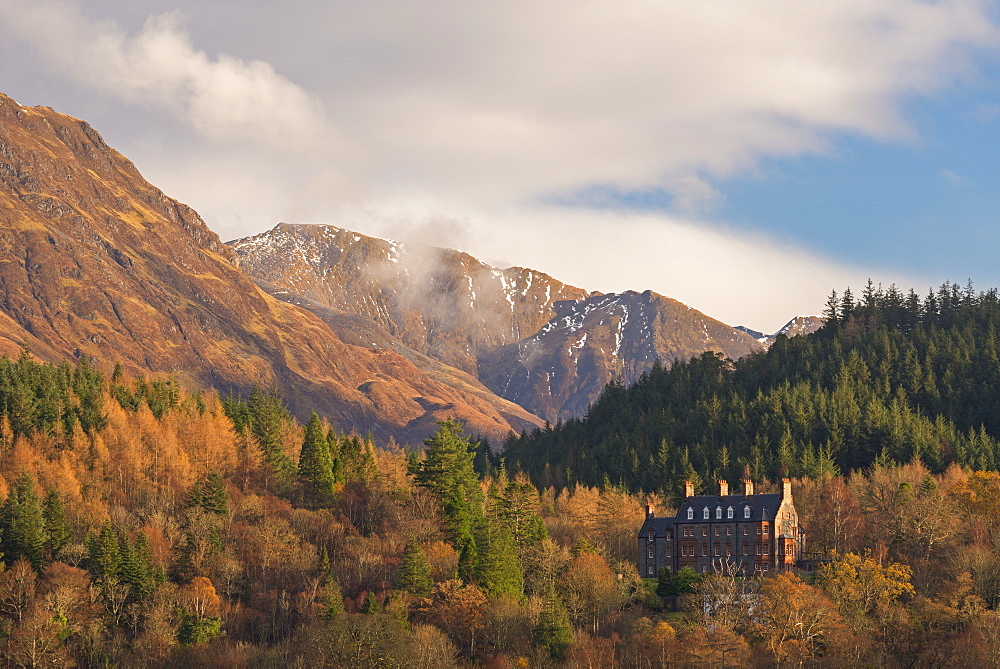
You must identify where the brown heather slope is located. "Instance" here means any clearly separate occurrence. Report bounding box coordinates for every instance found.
[0,93,541,443]
[228,223,592,375]
[478,290,766,422]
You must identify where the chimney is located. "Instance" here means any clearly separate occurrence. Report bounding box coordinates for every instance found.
[743,479,754,496]
[684,480,694,498]
[646,504,654,520]
[719,480,729,496]
[781,478,792,499]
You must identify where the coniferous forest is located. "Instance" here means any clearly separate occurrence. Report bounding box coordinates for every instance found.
[503,281,1000,496]
[3,284,1000,665]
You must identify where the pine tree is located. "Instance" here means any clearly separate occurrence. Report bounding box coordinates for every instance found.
[201,472,229,515]
[415,420,484,575]
[42,487,70,558]
[298,412,335,498]
[533,588,574,661]
[474,520,524,599]
[1,471,48,569]
[395,537,433,597]
[88,521,121,581]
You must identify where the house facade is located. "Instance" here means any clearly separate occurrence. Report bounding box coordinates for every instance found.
[638,479,804,578]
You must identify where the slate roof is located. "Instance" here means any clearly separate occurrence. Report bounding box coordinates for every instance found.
[676,493,782,523]
[637,516,676,539]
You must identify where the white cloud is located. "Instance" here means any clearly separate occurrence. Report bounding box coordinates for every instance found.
[0,0,995,327]
[0,1,333,152]
[343,200,918,334]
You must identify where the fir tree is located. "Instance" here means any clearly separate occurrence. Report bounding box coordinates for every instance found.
[1,471,48,569]
[395,536,433,597]
[298,412,335,498]
[533,588,574,661]
[201,472,229,516]
[42,487,70,558]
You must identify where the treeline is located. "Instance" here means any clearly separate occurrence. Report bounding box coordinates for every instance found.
[501,281,1000,497]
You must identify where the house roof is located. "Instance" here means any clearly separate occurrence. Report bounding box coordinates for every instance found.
[637,516,676,539]
[675,493,783,523]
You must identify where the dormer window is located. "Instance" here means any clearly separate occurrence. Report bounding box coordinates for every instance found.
[687,508,694,520]
[715,507,722,519]
[727,506,734,519]
[647,528,655,542]
[744,506,751,519]
[703,508,710,520]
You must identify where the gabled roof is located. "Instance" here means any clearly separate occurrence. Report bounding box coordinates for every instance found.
[637,516,676,539]
[675,493,782,523]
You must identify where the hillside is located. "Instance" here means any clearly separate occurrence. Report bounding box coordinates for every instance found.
[478,290,765,421]
[501,283,1000,494]
[231,224,764,422]
[0,93,540,443]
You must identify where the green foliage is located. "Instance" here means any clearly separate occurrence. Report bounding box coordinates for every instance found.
[395,537,433,597]
[474,520,524,599]
[504,282,1000,494]
[42,487,70,558]
[177,611,223,645]
[298,413,336,498]
[533,589,574,661]
[0,471,47,569]
[360,591,382,614]
[224,387,296,477]
[0,351,106,440]
[657,566,702,597]
[415,420,484,577]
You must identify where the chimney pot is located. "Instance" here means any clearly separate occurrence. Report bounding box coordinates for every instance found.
[743,479,754,496]
[719,480,729,496]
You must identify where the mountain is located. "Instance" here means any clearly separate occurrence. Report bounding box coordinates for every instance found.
[478,290,765,421]
[228,223,591,375]
[736,315,827,346]
[229,224,769,423]
[0,93,541,443]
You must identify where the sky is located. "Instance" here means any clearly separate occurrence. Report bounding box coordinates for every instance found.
[1,0,999,333]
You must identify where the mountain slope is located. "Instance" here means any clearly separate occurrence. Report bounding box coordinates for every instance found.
[228,223,592,375]
[230,223,767,423]
[0,93,539,443]
[478,290,765,421]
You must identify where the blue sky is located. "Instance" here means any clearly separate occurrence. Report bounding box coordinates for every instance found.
[1,1,999,332]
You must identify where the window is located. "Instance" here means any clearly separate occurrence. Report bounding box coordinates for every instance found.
[647,529,655,542]
[714,544,720,556]
[648,564,655,575]
[703,508,710,520]
[744,506,751,519]
[714,526,720,537]
[727,506,734,519]
[756,527,762,535]
[756,544,761,556]
[763,544,769,555]
[742,526,748,536]
[763,524,769,535]
[702,545,708,557]
[701,527,708,537]
[666,530,673,540]
[665,546,672,557]
[702,565,708,574]
[726,526,732,536]
[762,564,769,572]
[725,545,732,556]
[742,543,749,556]
[715,507,722,519]
[687,508,694,520]
[648,546,655,559]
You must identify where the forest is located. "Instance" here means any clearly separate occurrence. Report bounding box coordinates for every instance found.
[502,281,1000,497]
[0,283,999,665]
